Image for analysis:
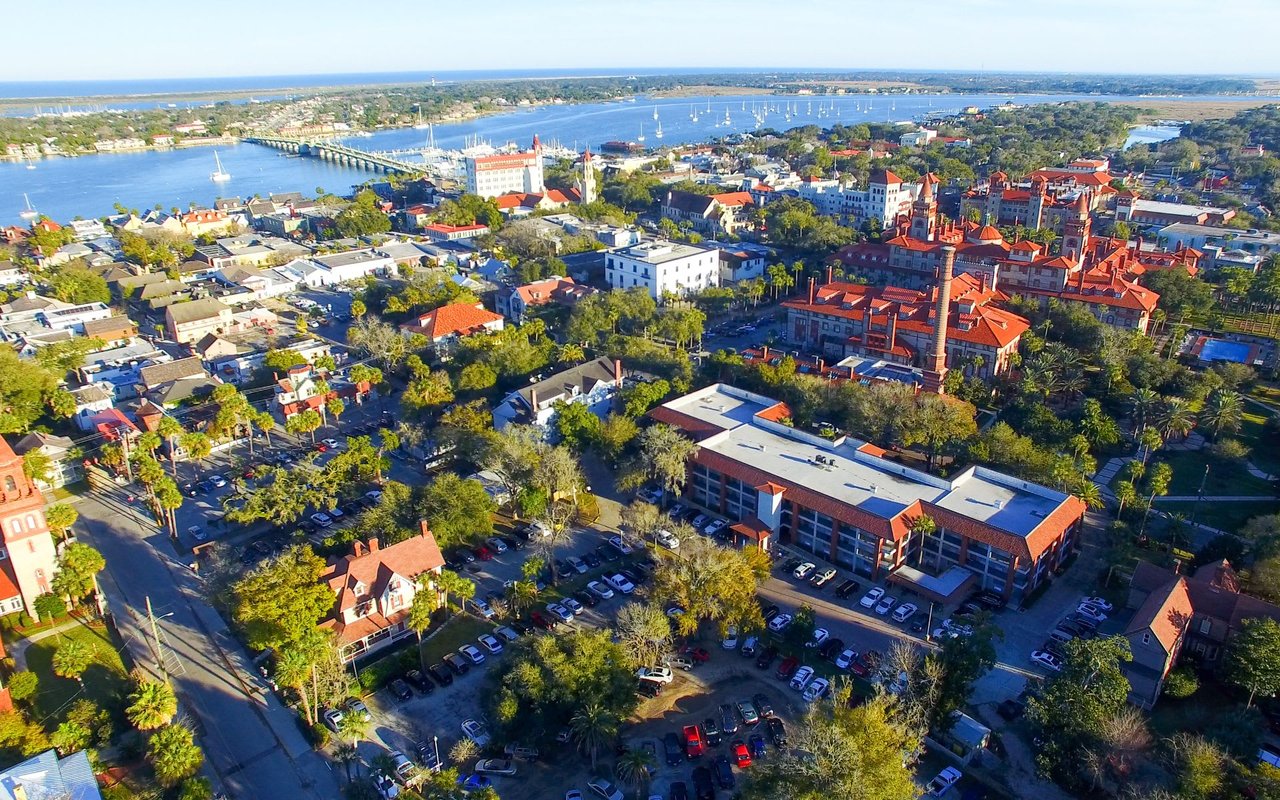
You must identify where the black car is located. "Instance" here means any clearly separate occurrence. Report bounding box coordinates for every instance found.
[453,548,476,564]
[834,578,860,598]
[755,645,778,670]
[820,638,845,660]
[510,619,533,636]
[574,590,598,608]
[761,604,780,623]
[500,535,523,551]
[182,482,197,497]
[997,699,1025,721]
[692,767,715,800]
[443,652,470,675]
[719,703,739,736]
[713,755,735,789]
[404,670,433,694]
[669,781,689,800]
[663,732,684,766]
[767,717,786,747]
[582,551,601,569]
[957,600,985,617]
[702,716,723,746]
[781,557,802,573]
[752,692,774,719]
[600,542,624,560]
[974,590,1007,610]
[637,680,662,698]
[389,678,412,701]
[427,662,453,687]
[618,569,641,587]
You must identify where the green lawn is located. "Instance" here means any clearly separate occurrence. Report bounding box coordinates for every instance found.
[1158,450,1276,497]
[1159,499,1280,533]
[1238,411,1280,479]
[25,620,130,725]
[1149,680,1240,740]
[418,614,495,668]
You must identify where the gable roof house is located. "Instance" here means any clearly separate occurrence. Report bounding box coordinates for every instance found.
[493,276,597,323]
[0,748,102,800]
[81,316,138,347]
[69,384,115,431]
[138,356,220,407]
[165,298,234,344]
[661,190,755,236]
[320,522,445,661]
[10,432,82,491]
[493,357,627,433]
[1122,573,1194,709]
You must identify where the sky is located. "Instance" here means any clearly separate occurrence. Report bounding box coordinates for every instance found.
[7,0,1280,83]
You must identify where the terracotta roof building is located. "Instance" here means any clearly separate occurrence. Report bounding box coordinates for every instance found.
[464,136,545,199]
[650,384,1086,603]
[660,189,755,236]
[1122,573,1194,709]
[319,523,445,661]
[400,302,504,354]
[494,276,597,322]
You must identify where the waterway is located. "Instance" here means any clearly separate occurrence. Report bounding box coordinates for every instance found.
[3,92,1270,224]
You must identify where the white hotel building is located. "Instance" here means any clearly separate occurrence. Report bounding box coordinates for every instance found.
[464,136,545,199]
[605,240,721,299]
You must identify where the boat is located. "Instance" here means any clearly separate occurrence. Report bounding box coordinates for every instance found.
[706,99,712,113]
[654,120,663,139]
[413,109,430,130]
[210,150,231,182]
[689,104,698,123]
[724,109,731,125]
[19,193,37,220]
[637,123,645,143]
[600,140,644,154]
[24,157,35,170]
[652,105,659,121]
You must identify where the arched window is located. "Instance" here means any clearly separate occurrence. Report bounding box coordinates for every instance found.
[3,476,15,492]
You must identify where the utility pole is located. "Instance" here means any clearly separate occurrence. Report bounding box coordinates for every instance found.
[146,596,167,679]
[1188,464,1211,532]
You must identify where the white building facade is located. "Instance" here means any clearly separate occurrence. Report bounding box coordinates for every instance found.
[605,241,720,299]
[464,137,545,199]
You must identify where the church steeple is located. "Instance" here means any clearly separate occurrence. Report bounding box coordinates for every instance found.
[578,147,597,205]
[910,173,938,242]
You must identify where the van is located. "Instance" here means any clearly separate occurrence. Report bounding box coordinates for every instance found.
[1048,628,1075,646]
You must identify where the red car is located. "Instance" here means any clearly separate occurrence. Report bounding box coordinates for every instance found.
[530,611,557,630]
[775,655,799,681]
[733,740,752,768]
[474,545,494,561]
[683,724,705,759]
[314,443,329,452]
[680,645,711,664]
[851,650,881,678]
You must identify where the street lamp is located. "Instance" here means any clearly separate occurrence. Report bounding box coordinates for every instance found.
[433,735,440,771]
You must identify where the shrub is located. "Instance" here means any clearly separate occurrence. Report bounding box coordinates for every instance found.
[308,722,331,749]
[1208,438,1250,463]
[1163,666,1200,698]
[6,672,37,703]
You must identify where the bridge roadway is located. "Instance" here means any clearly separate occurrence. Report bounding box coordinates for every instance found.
[243,136,420,174]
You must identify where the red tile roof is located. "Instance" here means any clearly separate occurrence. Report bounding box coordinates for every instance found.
[711,191,755,208]
[404,302,503,340]
[470,151,538,169]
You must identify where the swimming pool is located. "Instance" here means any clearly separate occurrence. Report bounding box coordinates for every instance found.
[1198,338,1254,364]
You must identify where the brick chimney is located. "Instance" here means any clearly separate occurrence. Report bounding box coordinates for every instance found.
[614,359,623,387]
[529,387,539,412]
[352,541,365,558]
[808,276,816,304]
[888,312,898,352]
[826,265,833,284]
[923,246,956,395]
[368,538,379,553]
[761,344,769,360]
[419,520,432,539]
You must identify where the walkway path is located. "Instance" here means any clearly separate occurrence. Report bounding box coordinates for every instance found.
[1092,456,1134,500]
[6,616,92,672]
[1155,495,1279,502]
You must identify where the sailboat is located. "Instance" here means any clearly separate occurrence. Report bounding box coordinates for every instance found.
[19,193,37,220]
[637,123,645,143]
[210,150,231,182]
[652,105,659,121]
[689,104,698,123]
[654,119,663,139]
[24,156,35,170]
[706,99,712,113]
[723,109,731,126]
[413,109,430,130]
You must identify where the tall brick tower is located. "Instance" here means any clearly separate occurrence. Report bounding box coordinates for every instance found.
[923,246,957,395]
[0,438,58,621]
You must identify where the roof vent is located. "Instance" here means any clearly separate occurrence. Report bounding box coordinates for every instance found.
[993,499,1004,509]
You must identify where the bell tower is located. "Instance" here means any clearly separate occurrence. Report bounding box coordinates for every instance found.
[0,439,58,621]
[1062,192,1092,262]
[578,147,597,205]
[909,173,937,242]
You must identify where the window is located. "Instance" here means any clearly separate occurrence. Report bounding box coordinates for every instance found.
[9,519,20,534]
[1142,632,1151,645]
[3,477,13,492]
[1198,618,1212,635]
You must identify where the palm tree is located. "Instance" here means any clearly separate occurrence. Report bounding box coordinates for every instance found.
[1074,480,1104,510]
[156,416,184,476]
[1115,480,1138,518]
[1129,388,1159,435]
[1199,388,1244,441]
[570,702,619,771]
[334,741,359,783]
[126,676,178,731]
[1155,397,1197,441]
[910,515,938,569]
[407,576,439,644]
[434,569,475,617]
[615,747,656,798]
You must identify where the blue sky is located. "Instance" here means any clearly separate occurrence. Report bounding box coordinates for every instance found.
[8,0,1278,81]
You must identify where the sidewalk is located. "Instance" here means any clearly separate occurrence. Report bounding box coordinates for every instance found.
[6,616,91,671]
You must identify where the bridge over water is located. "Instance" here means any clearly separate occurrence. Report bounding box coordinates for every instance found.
[243,136,421,174]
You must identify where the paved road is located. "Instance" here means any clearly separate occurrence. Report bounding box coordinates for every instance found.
[77,481,340,799]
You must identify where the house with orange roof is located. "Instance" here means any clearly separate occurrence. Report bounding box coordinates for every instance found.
[660,189,755,236]
[1122,573,1193,709]
[399,302,504,356]
[464,136,545,199]
[494,276,597,323]
[649,384,1086,603]
[320,522,445,661]
[180,208,232,237]
[795,168,923,227]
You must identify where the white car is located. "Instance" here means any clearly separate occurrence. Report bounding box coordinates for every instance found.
[530,521,552,538]
[721,625,739,650]
[494,626,520,643]
[741,636,759,657]
[768,613,793,632]
[874,595,897,615]
[477,634,504,655]
[892,602,918,623]
[365,490,383,503]
[656,529,680,550]
[835,648,857,669]
[1030,650,1063,672]
[209,474,227,488]
[461,718,491,747]
[812,567,837,586]
[187,525,207,542]
[1081,596,1114,612]
[310,512,333,528]
[690,513,709,530]
[566,556,587,574]
[789,665,815,691]
[607,535,632,554]
[472,598,496,619]
[459,644,486,665]
[803,677,830,702]
[322,707,344,732]
[793,562,816,579]
[668,503,688,520]
[859,587,885,608]
[547,602,574,623]
[637,666,674,684]
[474,758,517,776]
[806,628,829,649]
[322,438,340,449]
[1076,604,1108,623]
[586,580,614,600]
[926,766,963,796]
[606,573,635,594]
[588,779,624,800]
[562,597,585,616]
[704,519,728,537]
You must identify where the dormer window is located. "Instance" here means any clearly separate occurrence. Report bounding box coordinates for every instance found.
[353,581,366,597]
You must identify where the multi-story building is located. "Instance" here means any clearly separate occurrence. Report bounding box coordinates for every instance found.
[493,357,626,434]
[1158,222,1280,258]
[0,437,59,620]
[959,159,1114,231]
[494,276,596,323]
[165,298,234,344]
[1116,196,1235,227]
[649,384,1086,603]
[783,272,1028,380]
[795,169,921,227]
[319,524,444,661]
[464,136,545,199]
[605,240,720,299]
[660,190,755,237]
[399,302,505,356]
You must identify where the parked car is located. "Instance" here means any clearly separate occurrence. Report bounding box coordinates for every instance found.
[892,602,918,622]
[403,670,432,694]
[656,529,681,549]
[502,744,540,761]
[345,698,371,723]
[322,707,344,733]
[736,700,760,726]
[741,636,759,658]
[562,597,585,616]
[1076,603,1109,622]
[474,758,516,776]
[607,534,632,553]
[586,580,614,600]
[637,666,674,684]
[1081,596,1114,612]
[835,647,858,669]
[819,638,845,661]
[1030,650,1063,671]
[389,678,412,701]
[721,625,739,650]
[683,724,705,758]
[494,625,520,644]
[793,562,816,579]
[587,778,624,800]
[776,655,799,680]
[459,644,486,665]
[702,717,722,747]
[663,732,684,766]
[567,556,588,574]
[859,587,885,608]
[443,652,470,675]
[926,767,963,796]
[461,718,491,747]
[803,677,830,702]
[712,755,735,789]
[789,666,815,691]
[811,567,837,587]
[606,573,635,594]
[704,519,728,537]
[310,512,333,528]
[732,739,751,768]
[834,578,860,598]
[748,732,766,759]
[427,663,453,686]
[767,717,786,747]
[768,613,793,632]
[546,602,574,623]
[874,595,897,615]
[756,646,778,670]
[477,634,504,655]
[485,537,508,554]
[692,766,715,800]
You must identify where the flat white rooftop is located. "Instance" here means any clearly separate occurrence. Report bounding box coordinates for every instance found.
[662,384,1070,538]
